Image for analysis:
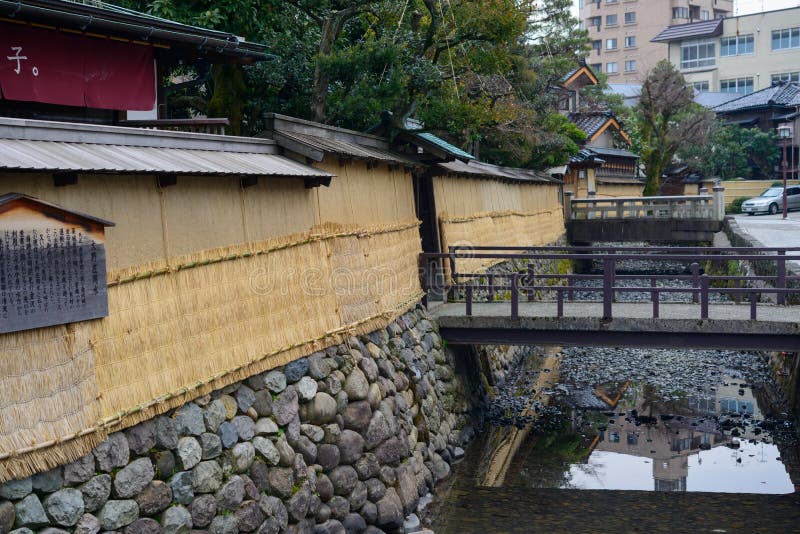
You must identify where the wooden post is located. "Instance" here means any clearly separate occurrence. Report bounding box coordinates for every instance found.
[700,274,709,319]
[777,250,786,305]
[691,262,700,304]
[511,273,519,320]
[651,277,659,318]
[557,289,564,318]
[603,257,614,320]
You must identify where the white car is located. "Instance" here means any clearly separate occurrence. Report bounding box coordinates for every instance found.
[740,186,800,215]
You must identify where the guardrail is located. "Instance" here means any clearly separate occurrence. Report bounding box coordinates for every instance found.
[565,186,725,222]
[419,245,800,320]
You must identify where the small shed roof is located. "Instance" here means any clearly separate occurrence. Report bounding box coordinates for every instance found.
[435,159,558,184]
[651,18,723,43]
[263,114,419,166]
[0,192,115,227]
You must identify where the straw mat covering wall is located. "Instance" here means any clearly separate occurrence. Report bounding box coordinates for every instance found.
[0,324,103,482]
[0,221,422,482]
[439,208,565,277]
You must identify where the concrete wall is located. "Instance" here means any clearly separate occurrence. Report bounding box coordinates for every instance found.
[582,0,733,82]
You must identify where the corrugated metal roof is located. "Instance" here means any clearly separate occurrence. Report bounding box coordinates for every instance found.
[588,146,639,159]
[404,118,475,161]
[436,159,557,183]
[272,130,418,166]
[651,18,723,42]
[414,132,475,161]
[0,138,332,177]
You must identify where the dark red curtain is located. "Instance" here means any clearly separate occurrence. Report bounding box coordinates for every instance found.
[0,22,155,110]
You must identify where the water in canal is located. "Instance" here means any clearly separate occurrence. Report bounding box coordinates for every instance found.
[428,346,800,533]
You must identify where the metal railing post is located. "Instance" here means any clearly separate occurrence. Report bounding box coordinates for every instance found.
[465,286,473,317]
[603,257,614,320]
[700,274,709,319]
[750,293,758,320]
[488,274,495,302]
[777,250,786,305]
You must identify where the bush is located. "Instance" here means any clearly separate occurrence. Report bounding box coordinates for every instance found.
[728,196,749,214]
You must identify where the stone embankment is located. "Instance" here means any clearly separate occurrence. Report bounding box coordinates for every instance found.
[0,305,478,534]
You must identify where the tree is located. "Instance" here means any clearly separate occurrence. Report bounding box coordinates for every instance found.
[636,61,714,195]
[678,123,780,180]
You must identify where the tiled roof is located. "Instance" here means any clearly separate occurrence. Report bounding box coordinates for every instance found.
[712,82,800,113]
[651,19,723,43]
[569,112,615,138]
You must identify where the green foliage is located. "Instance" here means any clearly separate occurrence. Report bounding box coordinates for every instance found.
[114,0,590,165]
[728,197,749,214]
[678,123,780,180]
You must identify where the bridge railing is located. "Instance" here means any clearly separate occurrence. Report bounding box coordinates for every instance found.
[419,246,800,320]
[569,195,717,221]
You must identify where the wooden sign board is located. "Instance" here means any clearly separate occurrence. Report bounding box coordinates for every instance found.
[0,193,114,334]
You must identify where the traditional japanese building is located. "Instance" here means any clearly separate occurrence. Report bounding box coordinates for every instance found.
[559,63,642,198]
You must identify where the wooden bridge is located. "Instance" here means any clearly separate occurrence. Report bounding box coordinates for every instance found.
[421,246,800,351]
[566,190,725,243]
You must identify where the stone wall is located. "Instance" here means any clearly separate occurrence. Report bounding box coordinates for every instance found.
[0,305,478,534]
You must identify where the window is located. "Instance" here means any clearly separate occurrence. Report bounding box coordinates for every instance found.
[721,34,754,57]
[609,432,620,443]
[606,38,618,50]
[772,27,800,50]
[606,0,618,3]
[772,72,800,83]
[624,60,637,72]
[579,0,584,7]
[702,10,710,20]
[592,40,602,53]
[673,7,689,19]
[681,39,716,69]
[606,62,618,73]
[588,16,601,28]
[589,63,602,72]
[692,81,710,92]
[624,11,636,24]
[720,77,754,95]
[606,14,618,26]
[624,36,636,48]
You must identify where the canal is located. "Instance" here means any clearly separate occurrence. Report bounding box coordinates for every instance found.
[427,253,800,533]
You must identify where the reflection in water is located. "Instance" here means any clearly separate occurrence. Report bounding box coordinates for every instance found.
[511,378,795,494]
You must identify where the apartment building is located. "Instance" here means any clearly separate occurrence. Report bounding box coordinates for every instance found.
[652,7,800,94]
[580,0,733,83]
